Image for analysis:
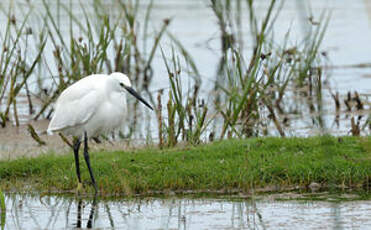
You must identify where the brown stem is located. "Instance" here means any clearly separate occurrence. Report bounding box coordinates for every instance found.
[27,124,46,145]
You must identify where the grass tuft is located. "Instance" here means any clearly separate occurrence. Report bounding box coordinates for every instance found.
[0,136,370,196]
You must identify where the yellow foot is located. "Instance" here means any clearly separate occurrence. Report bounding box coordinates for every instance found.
[76,182,84,193]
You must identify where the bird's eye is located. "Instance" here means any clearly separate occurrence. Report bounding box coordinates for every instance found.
[119,83,124,87]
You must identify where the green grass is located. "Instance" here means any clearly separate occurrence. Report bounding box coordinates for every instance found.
[0,136,370,196]
[0,190,4,227]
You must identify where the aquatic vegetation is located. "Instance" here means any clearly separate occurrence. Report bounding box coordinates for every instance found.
[0,0,168,133]
[0,0,369,146]
[208,0,334,138]
[159,47,209,146]
[0,4,46,127]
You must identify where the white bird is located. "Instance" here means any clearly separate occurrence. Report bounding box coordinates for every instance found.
[47,72,153,194]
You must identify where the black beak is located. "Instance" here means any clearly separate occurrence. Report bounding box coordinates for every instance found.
[124,86,153,110]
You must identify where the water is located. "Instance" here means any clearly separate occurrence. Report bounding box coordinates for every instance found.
[0,1,369,117]
[2,193,371,229]
[0,2,370,229]
[147,0,371,93]
[0,0,369,157]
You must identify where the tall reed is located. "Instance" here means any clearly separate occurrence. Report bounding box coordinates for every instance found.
[2,0,363,147]
[209,0,331,138]
[159,47,210,146]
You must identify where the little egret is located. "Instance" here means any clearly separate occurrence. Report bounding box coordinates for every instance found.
[47,72,153,193]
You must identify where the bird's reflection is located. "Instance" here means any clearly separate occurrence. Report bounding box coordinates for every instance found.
[74,196,97,229]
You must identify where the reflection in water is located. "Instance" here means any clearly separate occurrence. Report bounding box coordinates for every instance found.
[2,194,371,229]
[331,202,342,230]
[75,197,97,228]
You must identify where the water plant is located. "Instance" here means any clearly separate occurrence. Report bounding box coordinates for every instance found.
[208,0,332,138]
[158,47,210,146]
[0,0,368,148]
[0,4,46,127]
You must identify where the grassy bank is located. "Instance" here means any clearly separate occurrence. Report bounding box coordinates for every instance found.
[0,136,370,196]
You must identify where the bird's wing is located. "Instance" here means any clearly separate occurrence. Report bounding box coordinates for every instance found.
[48,84,102,133]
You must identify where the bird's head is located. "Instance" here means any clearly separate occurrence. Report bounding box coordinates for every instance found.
[110,72,132,89]
[109,72,153,110]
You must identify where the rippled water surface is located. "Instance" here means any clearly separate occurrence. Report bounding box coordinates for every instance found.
[2,193,371,229]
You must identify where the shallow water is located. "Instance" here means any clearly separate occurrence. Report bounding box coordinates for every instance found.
[0,0,370,158]
[2,193,371,229]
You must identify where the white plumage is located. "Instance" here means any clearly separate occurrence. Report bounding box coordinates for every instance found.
[47,73,129,137]
[46,72,152,194]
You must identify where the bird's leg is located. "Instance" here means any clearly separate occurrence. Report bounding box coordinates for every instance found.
[73,137,83,192]
[83,132,98,194]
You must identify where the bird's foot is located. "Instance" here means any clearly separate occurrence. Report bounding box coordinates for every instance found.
[76,182,84,193]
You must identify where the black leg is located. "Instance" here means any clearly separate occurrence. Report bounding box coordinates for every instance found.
[73,137,82,184]
[83,132,98,193]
